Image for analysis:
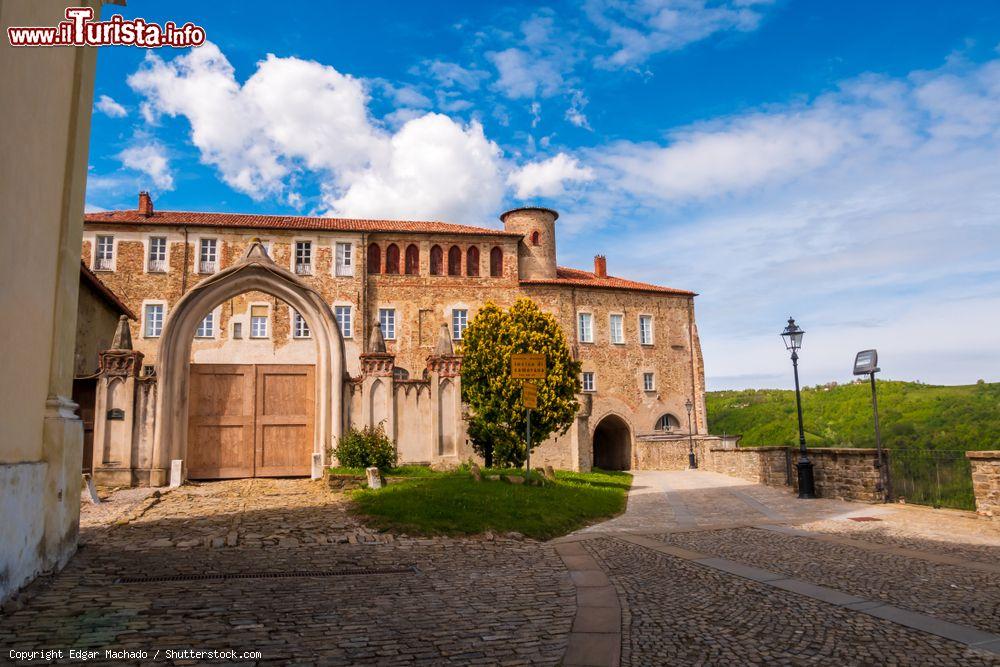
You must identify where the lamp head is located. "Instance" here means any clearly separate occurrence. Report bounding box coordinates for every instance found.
[781,317,804,351]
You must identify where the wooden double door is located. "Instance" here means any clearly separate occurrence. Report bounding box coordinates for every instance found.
[187,364,315,479]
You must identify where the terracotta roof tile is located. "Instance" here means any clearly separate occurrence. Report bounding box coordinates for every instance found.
[83,209,520,237]
[520,266,696,296]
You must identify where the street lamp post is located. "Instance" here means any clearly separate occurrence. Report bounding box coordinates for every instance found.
[685,398,697,469]
[781,317,816,499]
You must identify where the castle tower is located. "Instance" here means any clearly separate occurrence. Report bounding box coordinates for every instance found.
[500,207,558,280]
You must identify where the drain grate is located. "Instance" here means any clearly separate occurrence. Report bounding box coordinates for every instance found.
[114,565,418,585]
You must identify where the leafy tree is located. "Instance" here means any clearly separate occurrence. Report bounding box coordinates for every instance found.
[461,299,581,467]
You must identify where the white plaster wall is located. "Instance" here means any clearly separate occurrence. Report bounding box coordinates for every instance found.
[0,463,46,603]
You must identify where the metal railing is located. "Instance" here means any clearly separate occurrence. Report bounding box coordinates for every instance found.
[199,260,217,274]
[94,257,113,271]
[148,259,167,273]
[295,263,313,275]
[888,449,975,511]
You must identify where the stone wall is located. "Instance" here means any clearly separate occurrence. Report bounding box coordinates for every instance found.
[967,451,1000,518]
[795,448,884,503]
[702,446,789,487]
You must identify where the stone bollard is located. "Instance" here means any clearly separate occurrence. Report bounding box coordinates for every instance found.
[470,462,483,482]
[365,466,384,489]
[311,453,323,480]
[169,460,183,488]
[544,465,556,481]
[82,473,101,505]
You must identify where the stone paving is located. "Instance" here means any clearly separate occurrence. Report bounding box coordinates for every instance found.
[4,471,1000,665]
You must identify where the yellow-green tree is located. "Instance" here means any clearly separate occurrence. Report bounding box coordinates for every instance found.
[461,298,581,467]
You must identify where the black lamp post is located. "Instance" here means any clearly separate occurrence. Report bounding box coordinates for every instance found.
[685,398,697,469]
[781,317,816,499]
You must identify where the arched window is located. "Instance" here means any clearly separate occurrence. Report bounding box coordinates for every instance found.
[430,245,443,276]
[385,243,400,274]
[393,367,410,381]
[367,243,381,274]
[655,414,681,431]
[490,246,503,277]
[405,244,419,275]
[531,230,540,245]
[466,246,480,277]
[448,245,461,276]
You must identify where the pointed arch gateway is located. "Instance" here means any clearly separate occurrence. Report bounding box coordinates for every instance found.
[150,241,346,486]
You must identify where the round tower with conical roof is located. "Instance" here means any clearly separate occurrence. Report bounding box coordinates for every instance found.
[500,206,559,280]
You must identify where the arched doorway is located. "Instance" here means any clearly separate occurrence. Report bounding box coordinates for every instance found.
[593,414,632,470]
[150,241,345,486]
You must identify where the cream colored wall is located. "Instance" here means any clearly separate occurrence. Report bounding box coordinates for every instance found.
[0,0,102,604]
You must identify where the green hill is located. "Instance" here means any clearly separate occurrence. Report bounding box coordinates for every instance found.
[706,380,1000,452]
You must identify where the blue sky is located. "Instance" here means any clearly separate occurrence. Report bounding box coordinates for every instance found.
[85,1,1000,390]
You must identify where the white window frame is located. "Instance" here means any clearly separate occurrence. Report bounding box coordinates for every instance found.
[334,304,353,339]
[639,314,654,346]
[291,308,311,339]
[94,234,115,271]
[335,242,354,277]
[581,371,596,393]
[577,312,594,343]
[195,311,215,339]
[643,372,655,392]
[198,237,218,274]
[378,307,396,340]
[142,301,166,338]
[452,308,468,340]
[609,313,624,345]
[147,235,168,273]
[293,240,313,275]
[249,303,269,339]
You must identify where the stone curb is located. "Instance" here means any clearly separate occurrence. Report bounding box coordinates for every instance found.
[555,541,621,667]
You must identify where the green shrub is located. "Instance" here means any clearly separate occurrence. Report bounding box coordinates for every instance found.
[332,425,397,471]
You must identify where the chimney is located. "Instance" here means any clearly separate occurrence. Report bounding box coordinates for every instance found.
[138,191,154,217]
[594,255,607,278]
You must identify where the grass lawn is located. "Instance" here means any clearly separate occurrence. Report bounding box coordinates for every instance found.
[326,465,440,478]
[349,468,632,540]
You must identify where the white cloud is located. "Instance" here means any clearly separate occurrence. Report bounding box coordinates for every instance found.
[128,42,506,221]
[486,14,579,100]
[118,142,174,191]
[565,90,592,129]
[587,0,776,69]
[95,94,127,118]
[508,153,595,198]
[419,60,488,90]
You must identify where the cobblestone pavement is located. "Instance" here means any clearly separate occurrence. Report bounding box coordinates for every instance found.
[2,479,574,665]
[587,537,997,666]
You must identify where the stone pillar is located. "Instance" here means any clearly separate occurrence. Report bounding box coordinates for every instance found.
[967,451,1000,518]
[572,393,593,472]
[92,316,144,486]
[359,321,395,438]
[426,324,463,460]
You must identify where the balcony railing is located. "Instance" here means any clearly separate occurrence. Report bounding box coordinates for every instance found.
[295,263,313,275]
[94,257,113,271]
[149,259,167,273]
[199,260,217,274]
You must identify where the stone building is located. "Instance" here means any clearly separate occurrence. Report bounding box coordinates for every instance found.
[82,193,708,485]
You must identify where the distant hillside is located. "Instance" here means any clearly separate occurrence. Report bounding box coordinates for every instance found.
[706,380,1000,452]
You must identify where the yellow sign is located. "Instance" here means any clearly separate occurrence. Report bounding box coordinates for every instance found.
[511,353,546,379]
[522,382,538,409]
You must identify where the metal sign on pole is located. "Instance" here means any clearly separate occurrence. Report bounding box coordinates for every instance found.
[853,349,890,502]
[512,355,546,475]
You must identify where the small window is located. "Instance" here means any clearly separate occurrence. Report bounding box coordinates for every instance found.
[643,372,655,392]
[95,235,114,270]
[452,309,468,340]
[610,314,624,344]
[292,310,311,338]
[195,312,214,338]
[578,313,593,343]
[466,246,479,277]
[405,244,419,275]
[531,231,540,245]
[336,242,353,276]
[447,246,461,276]
[367,243,381,274]
[393,367,410,381]
[144,303,164,338]
[148,236,167,272]
[232,322,243,339]
[656,414,681,431]
[378,308,396,340]
[639,315,654,345]
[295,241,312,275]
[199,238,218,273]
[335,305,352,338]
[430,245,443,275]
[385,243,400,274]
[490,246,503,277]
[581,371,595,393]
[250,305,268,338]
